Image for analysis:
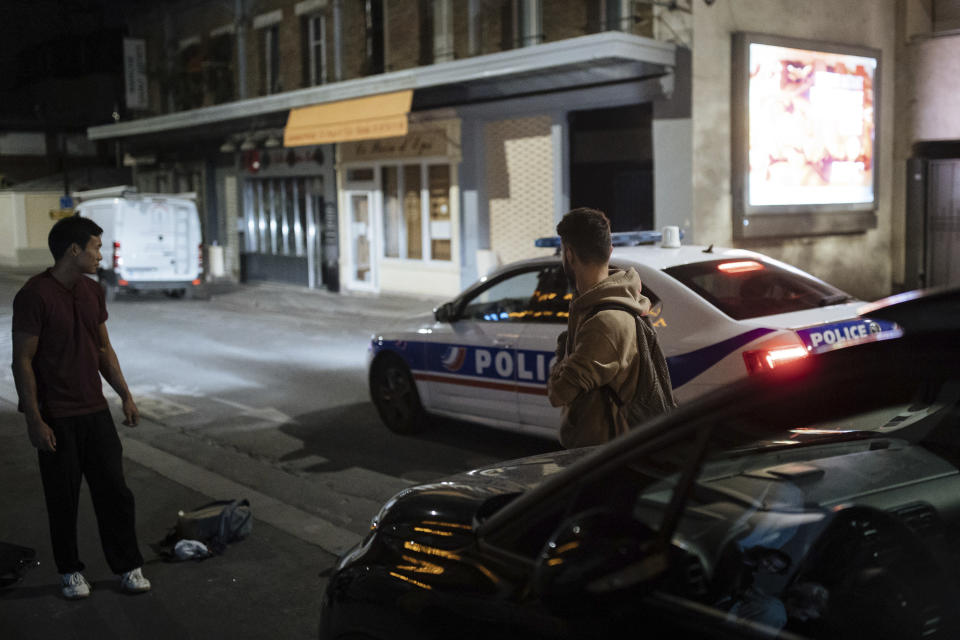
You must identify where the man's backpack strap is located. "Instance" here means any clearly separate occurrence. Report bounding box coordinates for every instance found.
[584,302,651,385]
[584,302,647,439]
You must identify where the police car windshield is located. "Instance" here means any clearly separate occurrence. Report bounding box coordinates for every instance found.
[664,259,849,320]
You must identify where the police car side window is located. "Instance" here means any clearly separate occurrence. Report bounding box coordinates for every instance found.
[460,270,542,322]
[526,266,573,324]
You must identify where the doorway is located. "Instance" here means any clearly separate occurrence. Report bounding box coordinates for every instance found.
[344,189,377,290]
[906,142,960,290]
[569,103,653,232]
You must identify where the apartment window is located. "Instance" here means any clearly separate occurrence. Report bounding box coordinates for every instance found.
[364,0,385,75]
[306,13,328,85]
[175,42,204,109]
[381,163,452,262]
[208,34,235,103]
[263,25,280,94]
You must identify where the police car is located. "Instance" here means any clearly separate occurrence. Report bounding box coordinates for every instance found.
[368,231,896,438]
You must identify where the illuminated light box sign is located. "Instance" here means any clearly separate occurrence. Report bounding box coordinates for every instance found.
[732,33,880,238]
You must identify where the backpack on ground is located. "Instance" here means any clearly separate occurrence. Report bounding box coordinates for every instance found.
[174,499,253,553]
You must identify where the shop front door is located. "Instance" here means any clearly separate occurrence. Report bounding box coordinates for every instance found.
[345,189,377,290]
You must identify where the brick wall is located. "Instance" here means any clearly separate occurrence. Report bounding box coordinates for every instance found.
[126,0,657,115]
[485,115,557,265]
[544,0,591,41]
[385,0,427,71]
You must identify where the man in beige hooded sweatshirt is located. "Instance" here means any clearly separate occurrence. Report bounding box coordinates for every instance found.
[547,208,675,448]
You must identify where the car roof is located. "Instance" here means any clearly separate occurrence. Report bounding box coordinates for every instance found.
[610,244,768,270]
[491,244,789,275]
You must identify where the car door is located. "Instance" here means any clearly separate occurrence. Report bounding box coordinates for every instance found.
[516,266,667,437]
[513,264,573,435]
[424,267,546,429]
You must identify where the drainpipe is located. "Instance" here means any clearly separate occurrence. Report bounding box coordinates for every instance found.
[333,0,343,81]
[163,11,176,112]
[235,0,248,99]
[468,0,480,56]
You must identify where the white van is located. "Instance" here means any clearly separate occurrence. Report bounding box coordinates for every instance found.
[75,186,203,300]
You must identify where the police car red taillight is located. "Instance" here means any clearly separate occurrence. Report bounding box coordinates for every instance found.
[743,345,809,374]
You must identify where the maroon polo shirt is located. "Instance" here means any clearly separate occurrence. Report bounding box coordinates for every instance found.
[12,269,109,418]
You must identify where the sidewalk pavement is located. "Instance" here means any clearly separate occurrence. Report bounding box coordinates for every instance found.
[203,279,447,321]
[0,396,334,640]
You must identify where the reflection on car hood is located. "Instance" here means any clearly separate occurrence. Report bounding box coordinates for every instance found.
[457,448,594,490]
[376,448,593,529]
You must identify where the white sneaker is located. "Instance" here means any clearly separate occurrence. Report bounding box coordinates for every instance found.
[61,572,91,599]
[119,567,151,594]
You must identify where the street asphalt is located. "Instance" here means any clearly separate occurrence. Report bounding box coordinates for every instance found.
[0,275,449,640]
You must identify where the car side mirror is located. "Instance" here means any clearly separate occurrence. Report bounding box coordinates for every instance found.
[532,508,664,610]
[434,302,456,323]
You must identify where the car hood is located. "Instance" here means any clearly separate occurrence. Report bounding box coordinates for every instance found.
[375,448,593,530]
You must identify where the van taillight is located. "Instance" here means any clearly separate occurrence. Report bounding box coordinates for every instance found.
[743,345,808,374]
[112,241,122,269]
[198,244,203,271]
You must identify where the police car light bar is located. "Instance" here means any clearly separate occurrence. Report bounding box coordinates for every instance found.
[535,230,674,248]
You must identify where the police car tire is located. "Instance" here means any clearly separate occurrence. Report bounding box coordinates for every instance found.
[370,355,427,434]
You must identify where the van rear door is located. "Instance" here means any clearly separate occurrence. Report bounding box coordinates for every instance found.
[122,198,198,282]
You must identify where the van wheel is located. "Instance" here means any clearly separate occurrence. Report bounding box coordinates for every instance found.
[369,355,427,434]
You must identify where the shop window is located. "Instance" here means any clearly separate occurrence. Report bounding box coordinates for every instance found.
[348,167,374,182]
[429,165,451,260]
[382,166,401,258]
[403,165,423,259]
[377,163,454,263]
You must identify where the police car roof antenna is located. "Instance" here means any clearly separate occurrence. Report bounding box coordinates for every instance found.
[703,244,714,253]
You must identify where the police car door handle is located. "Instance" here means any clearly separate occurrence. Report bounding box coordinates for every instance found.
[492,339,515,348]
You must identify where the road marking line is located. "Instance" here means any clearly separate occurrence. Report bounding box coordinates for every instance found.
[120,436,362,556]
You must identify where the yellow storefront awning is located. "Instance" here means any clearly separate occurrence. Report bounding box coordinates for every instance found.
[283,90,413,147]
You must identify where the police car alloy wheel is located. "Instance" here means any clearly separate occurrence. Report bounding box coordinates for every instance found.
[370,354,426,434]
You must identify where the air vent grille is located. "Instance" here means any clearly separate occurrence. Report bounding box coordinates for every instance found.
[890,502,939,537]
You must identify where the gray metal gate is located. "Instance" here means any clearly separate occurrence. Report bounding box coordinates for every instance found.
[927,159,960,288]
[241,176,325,287]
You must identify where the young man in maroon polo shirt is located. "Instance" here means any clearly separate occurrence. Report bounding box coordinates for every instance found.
[11,216,151,599]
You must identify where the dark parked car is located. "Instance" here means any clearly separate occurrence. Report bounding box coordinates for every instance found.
[322,287,960,640]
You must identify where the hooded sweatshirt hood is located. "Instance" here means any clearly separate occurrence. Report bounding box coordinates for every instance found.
[567,268,649,346]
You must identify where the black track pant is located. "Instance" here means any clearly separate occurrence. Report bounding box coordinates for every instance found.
[37,409,143,575]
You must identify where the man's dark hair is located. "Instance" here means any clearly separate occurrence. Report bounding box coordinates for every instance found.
[556,207,611,265]
[48,216,103,261]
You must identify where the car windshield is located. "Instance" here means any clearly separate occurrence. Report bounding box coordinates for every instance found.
[664,258,851,320]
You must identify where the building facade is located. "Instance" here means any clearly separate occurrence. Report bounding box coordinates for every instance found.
[87,0,960,300]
